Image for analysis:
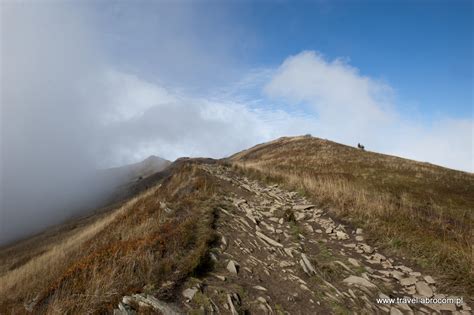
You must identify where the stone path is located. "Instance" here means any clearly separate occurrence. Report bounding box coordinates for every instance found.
[115,164,472,314]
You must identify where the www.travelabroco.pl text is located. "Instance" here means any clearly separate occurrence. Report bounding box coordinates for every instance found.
[376,296,463,306]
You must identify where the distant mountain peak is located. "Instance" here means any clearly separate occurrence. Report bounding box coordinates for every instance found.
[144,155,162,161]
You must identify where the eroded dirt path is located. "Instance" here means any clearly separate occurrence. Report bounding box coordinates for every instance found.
[116,163,472,314]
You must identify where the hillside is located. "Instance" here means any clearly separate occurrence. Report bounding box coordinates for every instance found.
[0,159,217,313]
[0,155,172,272]
[230,135,474,295]
[99,155,172,205]
[0,137,472,314]
[0,155,171,247]
[101,155,171,184]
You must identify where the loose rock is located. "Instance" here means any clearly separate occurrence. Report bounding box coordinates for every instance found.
[256,231,283,247]
[342,276,377,288]
[424,275,435,284]
[182,288,198,301]
[415,281,433,297]
[399,277,417,286]
[227,260,239,274]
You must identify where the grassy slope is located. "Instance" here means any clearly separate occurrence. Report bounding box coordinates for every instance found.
[230,135,474,295]
[0,162,219,314]
[1,136,472,312]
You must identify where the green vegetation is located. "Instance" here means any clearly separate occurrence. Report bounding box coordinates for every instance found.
[289,221,303,240]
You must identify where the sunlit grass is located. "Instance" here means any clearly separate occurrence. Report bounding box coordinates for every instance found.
[230,135,474,295]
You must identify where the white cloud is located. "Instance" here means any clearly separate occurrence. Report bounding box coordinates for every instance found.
[101,70,177,124]
[1,2,319,244]
[265,51,395,126]
[95,52,472,172]
[95,72,318,166]
[386,119,474,171]
[263,51,473,172]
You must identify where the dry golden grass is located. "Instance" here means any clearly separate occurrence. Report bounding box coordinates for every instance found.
[0,200,129,300]
[230,136,474,296]
[0,163,219,314]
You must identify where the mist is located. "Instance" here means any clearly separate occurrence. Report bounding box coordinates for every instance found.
[1,2,472,245]
[0,3,111,244]
[0,2,269,245]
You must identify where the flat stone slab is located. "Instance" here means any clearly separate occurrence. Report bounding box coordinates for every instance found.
[399,277,417,286]
[415,281,433,297]
[301,253,316,274]
[256,231,283,247]
[342,276,377,288]
[424,275,435,284]
[253,285,267,291]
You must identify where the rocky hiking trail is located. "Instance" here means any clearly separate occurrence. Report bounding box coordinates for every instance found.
[115,164,472,314]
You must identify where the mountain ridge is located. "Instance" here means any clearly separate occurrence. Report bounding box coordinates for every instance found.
[0,136,472,314]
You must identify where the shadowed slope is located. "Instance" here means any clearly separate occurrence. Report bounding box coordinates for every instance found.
[0,161,219,313]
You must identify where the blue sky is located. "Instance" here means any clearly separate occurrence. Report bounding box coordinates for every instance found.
[96,0,473,120]
[3,0,473,172]
[238,0,473,120]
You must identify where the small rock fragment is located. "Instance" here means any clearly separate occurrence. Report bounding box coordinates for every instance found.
[227,260,239,274]
[423,275,435,284]
[279,261,294,268]
[256,231,284,247]
[359,244,374,254]
[210,273,226,281]
[182,288,198,301]
[399,277,417,286]
[301,253,316,274]
[284,247,294,257]
[415,281,433,297]
[336,231,349,240]
[227,294,238,315]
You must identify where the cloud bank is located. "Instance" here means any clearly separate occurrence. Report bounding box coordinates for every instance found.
[0,2,312,244]
[1,2,109,244]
